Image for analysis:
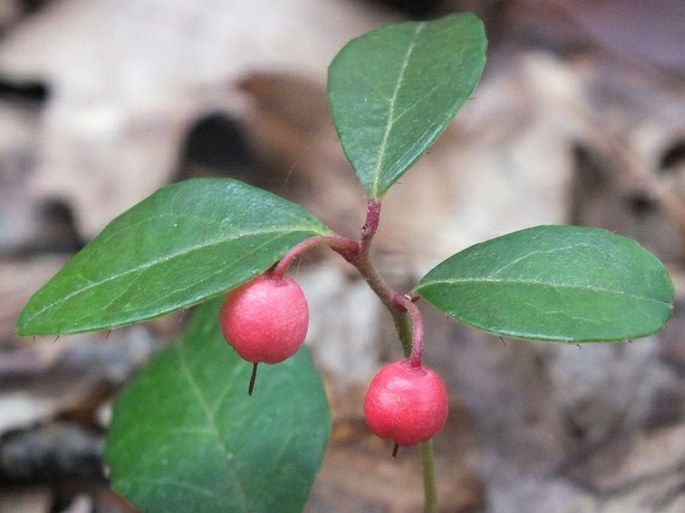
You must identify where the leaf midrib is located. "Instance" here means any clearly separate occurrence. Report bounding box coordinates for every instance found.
[369,21,425,197]
[419,277,672,307]
[177,340,253,512]
[21,225,318,325]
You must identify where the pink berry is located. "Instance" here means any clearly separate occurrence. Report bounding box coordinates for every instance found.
[219,275,309,365]
[363,360,448,447]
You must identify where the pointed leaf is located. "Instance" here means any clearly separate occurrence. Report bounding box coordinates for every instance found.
[417,226,674,342]
[18,178,330,335]
[328,12,487,198]
[105,299,330,513]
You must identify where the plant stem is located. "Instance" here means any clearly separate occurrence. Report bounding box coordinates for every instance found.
[340,201,415,357]
[273,199,439,512]
[272,234,359,278]
[396,295,424,367]
[419,440,438,513]
[350,201,439,512]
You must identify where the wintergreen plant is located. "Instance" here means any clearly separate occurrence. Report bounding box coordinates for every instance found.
[17,13,673,513]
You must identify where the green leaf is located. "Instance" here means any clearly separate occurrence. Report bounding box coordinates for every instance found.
[105,299,330,513]
[328,12,487,199]
[416,226,674,342]
[17,178,330,336]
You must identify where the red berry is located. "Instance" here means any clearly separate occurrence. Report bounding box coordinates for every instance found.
[219,275,309,365]
[363,360,448,447]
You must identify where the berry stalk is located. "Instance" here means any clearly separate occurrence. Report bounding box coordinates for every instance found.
[393,294,424,367]
[272,234,359,278]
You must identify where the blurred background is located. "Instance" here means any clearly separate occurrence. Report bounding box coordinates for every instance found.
[1,0,684,512]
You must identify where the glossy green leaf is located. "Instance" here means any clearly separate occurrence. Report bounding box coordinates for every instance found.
[328,12,487,199]
[416,226,674,342]
[105,299,330,513]
[17,178,330,336]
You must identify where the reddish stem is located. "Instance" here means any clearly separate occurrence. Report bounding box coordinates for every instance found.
[272,235,359,278]
[361,200,382,244]
[350,200,416,358]
[273,199,424,364]
[394,294,424,367]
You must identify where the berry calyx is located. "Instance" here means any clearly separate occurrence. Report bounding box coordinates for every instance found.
[219,274,309,394]
[363,360,448,453]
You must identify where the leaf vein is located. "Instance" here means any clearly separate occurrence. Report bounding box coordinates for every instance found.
[23,225,317,324]
[489,244,595,276]
[177,341,252,512]
[370,22,426,196]
[421,277,671,306]
[125,476,223,501]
